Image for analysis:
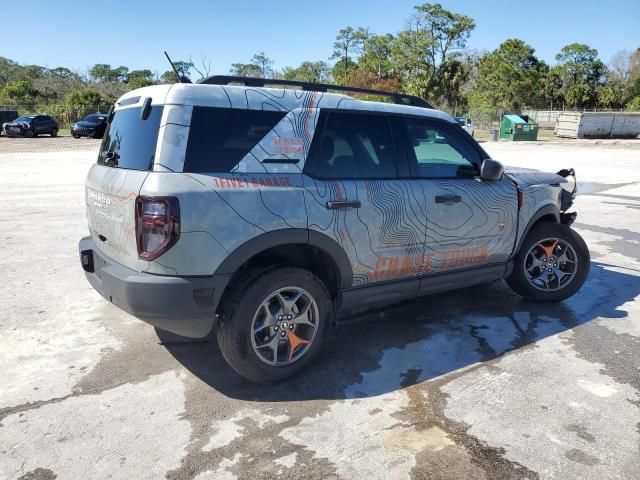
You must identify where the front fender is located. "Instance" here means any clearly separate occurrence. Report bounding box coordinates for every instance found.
[512,204,560,259]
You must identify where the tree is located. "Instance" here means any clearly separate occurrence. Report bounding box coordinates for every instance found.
[391,3,475,101]
[606,49,640,106]
[66,89,108,108]
[127,69,155,89]
[0,80,40,104]
[469,39,546,112]
[626,95,640,111]
[229,62,262,78]
[160,60,193,83]
[0,57,20,87]
[431,57,473,110]
[229,52,274,78]
[251,52,274,78]
[331,57,358,85]
[331,26,368,81]
[597,83,626,108]
[281,61,331,83]
[90,64,129,83]
[189,55,212,81]
[341,68,401,96]
[555,43,605,108]
[358,34,395,79]
[543,66,565,110]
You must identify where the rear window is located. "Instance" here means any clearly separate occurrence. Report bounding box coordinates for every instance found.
[184,107,286,173]
[98,106,163,170]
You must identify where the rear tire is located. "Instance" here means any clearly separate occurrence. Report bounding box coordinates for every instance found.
[217,266,333,383]
[506,222,589,302]
[51,128,58,137]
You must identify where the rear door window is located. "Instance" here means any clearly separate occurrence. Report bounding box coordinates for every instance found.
[98,106,163,170]
[184,107,286,173]
[307,111,397,179]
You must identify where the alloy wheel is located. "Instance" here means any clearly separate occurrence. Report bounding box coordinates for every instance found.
[524,237,578,292]
[250,287,319,366]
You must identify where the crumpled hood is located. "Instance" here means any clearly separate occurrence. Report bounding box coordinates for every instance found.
[504,166,567,188]
[4,121,29,127]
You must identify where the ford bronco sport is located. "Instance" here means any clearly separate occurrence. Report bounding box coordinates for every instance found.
[79,76,589,383]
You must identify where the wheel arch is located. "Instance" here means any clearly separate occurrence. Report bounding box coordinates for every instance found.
[513,204,560,257]
[214,229,353,311]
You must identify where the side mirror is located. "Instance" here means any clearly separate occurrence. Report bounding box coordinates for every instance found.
[480,159,504,181]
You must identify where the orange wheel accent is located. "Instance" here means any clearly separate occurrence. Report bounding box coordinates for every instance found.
[540,240,559,258]
[286,330,311,361]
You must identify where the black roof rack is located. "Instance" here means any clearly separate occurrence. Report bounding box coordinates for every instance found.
[198,75,433,109]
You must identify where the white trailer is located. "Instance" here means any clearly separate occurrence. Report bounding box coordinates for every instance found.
[555,112,640,139]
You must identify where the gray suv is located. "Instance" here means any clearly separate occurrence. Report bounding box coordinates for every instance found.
[79,77,588,383]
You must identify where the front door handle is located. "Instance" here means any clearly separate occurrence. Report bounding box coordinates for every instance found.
[326,200,361,210]
[435,194,462,204]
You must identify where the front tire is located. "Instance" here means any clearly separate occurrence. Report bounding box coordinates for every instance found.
[507,222,589,302]
[51,128,58,137]
[217,266,333,383]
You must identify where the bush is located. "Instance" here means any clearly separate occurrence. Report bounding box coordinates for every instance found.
[626,96,640,111]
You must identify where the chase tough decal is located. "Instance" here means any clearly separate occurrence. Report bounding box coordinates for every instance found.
[373,245,489,281]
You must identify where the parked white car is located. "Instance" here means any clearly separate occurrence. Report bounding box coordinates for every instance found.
[455,116,475,137]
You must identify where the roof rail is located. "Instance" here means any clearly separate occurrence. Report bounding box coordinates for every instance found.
[198,75,433,109]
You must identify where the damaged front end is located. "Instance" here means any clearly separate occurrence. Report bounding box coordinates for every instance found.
[557,168,577,227]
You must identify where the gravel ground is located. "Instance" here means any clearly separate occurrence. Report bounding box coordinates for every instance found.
[0,140,639,480]
[0,135,101,153]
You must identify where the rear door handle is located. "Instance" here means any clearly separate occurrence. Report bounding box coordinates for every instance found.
[325,200,361,210]
[435,194,462,204]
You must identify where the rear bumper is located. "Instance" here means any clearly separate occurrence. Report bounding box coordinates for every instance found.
[79,236,230,338]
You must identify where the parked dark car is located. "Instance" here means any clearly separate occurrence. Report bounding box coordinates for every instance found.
[3,114,58,137]
[71,113,108,139]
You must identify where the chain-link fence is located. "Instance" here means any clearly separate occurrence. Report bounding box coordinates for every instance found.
[0,104,112,129]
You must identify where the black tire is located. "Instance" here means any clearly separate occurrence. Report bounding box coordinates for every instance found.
[507,222,589,302]
[73,134,81,139]
[217,266,333,383]
[51,128,58,137]
[25,129,34,138]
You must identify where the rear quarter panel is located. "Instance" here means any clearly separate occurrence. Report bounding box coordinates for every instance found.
[139,172,306,276]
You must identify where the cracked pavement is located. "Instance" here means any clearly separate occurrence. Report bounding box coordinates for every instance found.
[0,139,639,480]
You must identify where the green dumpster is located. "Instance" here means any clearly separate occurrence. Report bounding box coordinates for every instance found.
[499,114,538,141]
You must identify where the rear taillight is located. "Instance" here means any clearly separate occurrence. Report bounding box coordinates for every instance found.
[135,196,180,261]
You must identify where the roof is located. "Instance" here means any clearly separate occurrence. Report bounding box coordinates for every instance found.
[115,83,456,124]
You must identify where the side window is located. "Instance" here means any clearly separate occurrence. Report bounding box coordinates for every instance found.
[403,118,481,178]
[184,107,286,173]
[309,112,396,179]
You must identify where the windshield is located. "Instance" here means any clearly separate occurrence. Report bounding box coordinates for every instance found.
[97,106,163,171]
[14,116,35,123]
[454,117,466,126]
[84,114,107,123]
